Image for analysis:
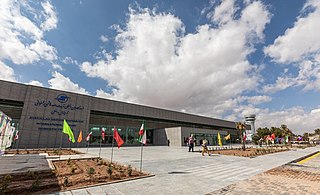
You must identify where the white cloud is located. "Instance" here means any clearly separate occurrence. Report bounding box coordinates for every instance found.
[264,0,320,93]
[0,61,16,82]
[81,2,271,116]
[100,35,109,43]
[48,71,89,95]
[40,1,58,31]
[62,56,78,65]
[52,63,63,70]
[27,80,43,87]
[0,0,57,65]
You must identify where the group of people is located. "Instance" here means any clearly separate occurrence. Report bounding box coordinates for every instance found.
[187,134,210,156]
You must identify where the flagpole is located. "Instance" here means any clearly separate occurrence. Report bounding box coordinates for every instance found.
[111,127,115,163]
[86,141,89,154]
[99,138,102,158]
[59,130,63,160]
[140,142,143,172]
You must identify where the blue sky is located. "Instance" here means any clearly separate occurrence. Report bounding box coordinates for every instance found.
[1,0,320,134]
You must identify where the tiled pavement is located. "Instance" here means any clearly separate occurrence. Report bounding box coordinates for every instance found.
[50,145,320,195]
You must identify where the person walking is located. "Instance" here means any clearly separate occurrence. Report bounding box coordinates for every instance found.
[188,135,194,152]
[202,138,210,156]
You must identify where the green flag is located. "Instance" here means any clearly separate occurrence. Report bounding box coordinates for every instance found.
[63,119,75,143]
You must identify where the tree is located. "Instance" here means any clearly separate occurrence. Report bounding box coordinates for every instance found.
[302,133,309,141]
[236,122,246,151]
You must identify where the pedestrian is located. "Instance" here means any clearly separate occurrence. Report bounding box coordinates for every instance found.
[188,135,194,152]
[202,138,210,156]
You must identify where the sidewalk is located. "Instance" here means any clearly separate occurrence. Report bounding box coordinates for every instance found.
[51,145,320,195]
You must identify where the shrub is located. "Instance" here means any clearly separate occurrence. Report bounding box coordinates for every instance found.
[27,171,36,179]
[127,165,132,176]
[108,164,113,178]
[67,158,71,165]
[64,177,70,187]
[70,165,77,174]
[1,174,12,193]
[88,167,95,175]
[30,177,40,191]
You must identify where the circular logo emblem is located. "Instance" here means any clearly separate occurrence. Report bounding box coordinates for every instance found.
[56,94,70,103]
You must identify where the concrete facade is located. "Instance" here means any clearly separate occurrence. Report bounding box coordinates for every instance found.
[0,80,238,148]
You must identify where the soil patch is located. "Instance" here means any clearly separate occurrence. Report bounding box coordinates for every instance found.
[5,149,82,156]
[0,158,149,194]
[209,147,289,157]
[265,164,320,181]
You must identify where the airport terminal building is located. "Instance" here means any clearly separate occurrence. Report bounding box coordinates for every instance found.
[0,80,240,148]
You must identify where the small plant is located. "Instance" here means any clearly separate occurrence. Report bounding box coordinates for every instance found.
[127,165,132,176]
[88,167,95,175]
[67,157,71,165]
[27,171,36,179]
[16,149,19,154]
[26,150,30,154]
[107,164,113,178]
[63,177,71,187]
[30,177,40,191]
[1,174,13,193]
[70,165,77,174]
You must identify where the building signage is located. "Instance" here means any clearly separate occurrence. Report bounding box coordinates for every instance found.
[31,94,85,130]
[34,94,84,115]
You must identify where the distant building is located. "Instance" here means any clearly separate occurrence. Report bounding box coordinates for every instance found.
[0,80,239,148]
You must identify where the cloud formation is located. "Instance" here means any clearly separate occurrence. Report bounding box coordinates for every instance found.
[0,0,57,65]
[264,0,320,93]
[0,61,16,82]
[48,71,89,95]
[81,2,271,117]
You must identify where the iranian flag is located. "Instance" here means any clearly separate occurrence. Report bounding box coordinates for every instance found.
[138,122,147,144]
[14,130,19,141]
[101,128,105,140]
[86,131,92,141]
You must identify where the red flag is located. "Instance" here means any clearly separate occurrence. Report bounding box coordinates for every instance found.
[113,127,124,148]
[101,128,105,140]
[86,131,92,141]
[243,132,247,141]
[14,130,19,141]
[271,133,275,140]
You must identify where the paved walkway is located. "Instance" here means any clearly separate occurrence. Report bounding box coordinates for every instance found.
[50,145,319,195]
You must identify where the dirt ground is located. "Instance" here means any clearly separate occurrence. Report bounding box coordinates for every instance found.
[209,147,289,157]
[208,165,320,195]
[0,158,149,194]
[5,149,82,156]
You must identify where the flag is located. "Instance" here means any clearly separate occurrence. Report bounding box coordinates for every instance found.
[224,134,230,140]
[138,122,147,144]
[243,132,247,141]
[101,128,105,140]
[113,127,124,148]
[77,131,82,143]
[14,130,19,141]
[285,135,289,143]
[63,119,75,143]
[217,132,222,147]
[86,131,92,141]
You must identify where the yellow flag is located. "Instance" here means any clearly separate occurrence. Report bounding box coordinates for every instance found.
[77,131,82,143]
[218,132,223,147]
[224,134,230,140]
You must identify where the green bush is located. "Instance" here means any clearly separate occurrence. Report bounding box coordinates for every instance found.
[1,174,12,193]
[127,165,132,176]
[88,167,95,175]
